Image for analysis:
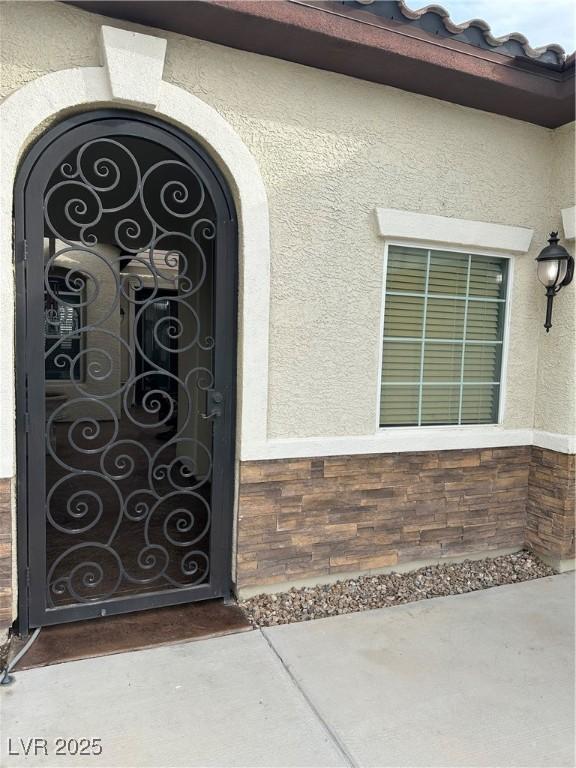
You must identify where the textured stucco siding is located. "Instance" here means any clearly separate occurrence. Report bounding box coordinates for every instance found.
[534,123,576,437]
[0,1,574,447]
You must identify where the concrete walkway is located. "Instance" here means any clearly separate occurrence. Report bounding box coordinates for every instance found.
[1,574,574,768]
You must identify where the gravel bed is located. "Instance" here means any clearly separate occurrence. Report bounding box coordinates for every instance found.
[240,550,555,627]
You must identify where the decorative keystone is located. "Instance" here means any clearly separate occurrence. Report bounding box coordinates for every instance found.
[100,26,167,108]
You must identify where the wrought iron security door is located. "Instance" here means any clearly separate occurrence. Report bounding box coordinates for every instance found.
[15,112,237,630]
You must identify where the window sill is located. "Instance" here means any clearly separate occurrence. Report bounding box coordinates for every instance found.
[245,425,535,460]
[375,424,519,452]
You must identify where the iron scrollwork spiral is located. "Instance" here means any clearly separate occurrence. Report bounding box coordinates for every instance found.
[43,136,217,606]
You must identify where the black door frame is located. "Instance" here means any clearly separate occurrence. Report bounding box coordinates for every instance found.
[14,110,238,634]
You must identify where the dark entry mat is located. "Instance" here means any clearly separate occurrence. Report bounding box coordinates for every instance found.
[12,600,251,671]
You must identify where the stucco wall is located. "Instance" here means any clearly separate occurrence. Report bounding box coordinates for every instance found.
[534,122,576,437]
[0,1,574,448]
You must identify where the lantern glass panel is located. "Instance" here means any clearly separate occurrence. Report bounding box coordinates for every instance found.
[537,258,561,287]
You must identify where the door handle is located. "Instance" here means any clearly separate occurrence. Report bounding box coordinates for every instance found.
[200,390,223,420]
[200,407,221,421]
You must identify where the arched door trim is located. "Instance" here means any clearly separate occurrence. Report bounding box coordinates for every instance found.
[0,24,271,480]
[1,26,271,632]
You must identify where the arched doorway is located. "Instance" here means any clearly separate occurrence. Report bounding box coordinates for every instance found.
[15,110,237,631]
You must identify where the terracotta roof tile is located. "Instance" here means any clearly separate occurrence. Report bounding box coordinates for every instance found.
[351,0,566,65]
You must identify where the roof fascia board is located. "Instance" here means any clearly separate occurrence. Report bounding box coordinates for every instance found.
[64,0,575,127]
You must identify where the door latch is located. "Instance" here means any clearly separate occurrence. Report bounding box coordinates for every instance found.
[201,390,223,420]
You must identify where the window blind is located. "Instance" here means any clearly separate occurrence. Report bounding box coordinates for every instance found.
[380,245,508,427]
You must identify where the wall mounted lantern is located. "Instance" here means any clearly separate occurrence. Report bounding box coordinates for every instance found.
[535,232,574,332]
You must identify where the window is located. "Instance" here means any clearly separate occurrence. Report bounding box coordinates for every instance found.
[380,245,509,427]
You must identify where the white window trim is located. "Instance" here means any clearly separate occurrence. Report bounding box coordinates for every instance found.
[376,239,515,434]
[375,208,533,254]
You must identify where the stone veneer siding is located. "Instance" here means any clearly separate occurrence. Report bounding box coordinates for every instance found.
[237,447,532,587]
[526,448,576,560]
[0,447,574,630]
[0,478,11,631]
